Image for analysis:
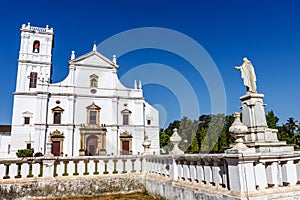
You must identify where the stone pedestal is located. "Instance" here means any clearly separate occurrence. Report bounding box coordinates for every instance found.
[240,93,294,153]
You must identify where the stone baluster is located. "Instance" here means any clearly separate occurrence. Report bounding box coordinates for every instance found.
[281,160,297,186]
[266,161,282,187]
[295,160,300,184]
[94,160,99,175]
[177,160,184,180]
[170,156,178,180]
[182,160,190,181]
[254,162,267,190]
[212,158,223,187]
[203,158,212,185]
[196,160,205,184]
[189,161,197,182]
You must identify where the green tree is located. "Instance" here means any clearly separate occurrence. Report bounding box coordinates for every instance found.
[266,110,279,129]
[178,116,198,152]
[286,117,298,138]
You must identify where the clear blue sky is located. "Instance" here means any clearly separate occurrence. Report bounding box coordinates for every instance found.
[0,0,300,127]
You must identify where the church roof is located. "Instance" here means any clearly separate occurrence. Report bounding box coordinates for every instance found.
[68,47,118,68]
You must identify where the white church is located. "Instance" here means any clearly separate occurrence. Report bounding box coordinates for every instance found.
[2,23,160,157]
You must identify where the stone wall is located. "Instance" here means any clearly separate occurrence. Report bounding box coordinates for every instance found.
[0,174,145,200]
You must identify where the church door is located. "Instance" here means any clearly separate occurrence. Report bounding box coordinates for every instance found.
[52,141,60,156]
[122,141,130,155]
[87,136,98,156]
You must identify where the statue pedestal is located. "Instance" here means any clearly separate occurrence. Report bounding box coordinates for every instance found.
[240,93,294,153]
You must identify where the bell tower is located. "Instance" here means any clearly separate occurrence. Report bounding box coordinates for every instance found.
[16,22,54,92]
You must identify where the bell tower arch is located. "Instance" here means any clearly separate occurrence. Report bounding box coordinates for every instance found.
[16,22,54,92]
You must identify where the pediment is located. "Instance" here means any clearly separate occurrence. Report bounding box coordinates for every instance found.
[86,102,101,110]
[69,51,115,68]
[121,109,132,114]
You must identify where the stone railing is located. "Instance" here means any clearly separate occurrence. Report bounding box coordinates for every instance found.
[0,155,143,180]
[144,151,300,195]
[2,152,300,198]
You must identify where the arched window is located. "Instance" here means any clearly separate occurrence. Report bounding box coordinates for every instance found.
[33,40,40,53]
[90,74,98,88]
[121,109,132,125]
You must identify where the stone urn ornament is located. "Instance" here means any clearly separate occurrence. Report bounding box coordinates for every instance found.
[170,128,184,154]
[142,135,151,155]
[226,112,255,153]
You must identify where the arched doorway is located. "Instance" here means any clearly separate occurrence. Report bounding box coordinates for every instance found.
[86,135,98,156]
[50,130,64,156]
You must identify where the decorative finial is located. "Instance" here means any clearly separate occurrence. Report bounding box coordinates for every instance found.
[112,55,117,64]
[138,80,142,89]
[27,22,30,27]
[93,43,97,52]
[142,135,151,155]
[71,51,75,60]
[170,128,184,154]
[134,80,137,89]
[46,25,49,30]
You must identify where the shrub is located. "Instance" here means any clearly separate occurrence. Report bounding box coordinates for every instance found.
[16,149,34,157]
[34,152,43,157]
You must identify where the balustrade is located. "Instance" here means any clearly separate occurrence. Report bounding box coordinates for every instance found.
[1,152,300,195]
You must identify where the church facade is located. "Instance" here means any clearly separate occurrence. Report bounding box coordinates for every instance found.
[8,23,159,157]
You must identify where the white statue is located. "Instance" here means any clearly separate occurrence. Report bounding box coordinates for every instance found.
[235,57,257,93]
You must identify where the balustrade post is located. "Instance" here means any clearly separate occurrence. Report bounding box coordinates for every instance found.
[3,162,10,179]
[113,159,118,174]
[170,156,178,180]
[122,159,127,173]
[43,159,55,177]
[295,160,300,184]
[212,159,224,187]
[281,160,297,186]
[189,161,197,182]
[94,160,99,175]
[131,159,136,173]
[254,161,267,190]
[83,160,89,175]
[182,160,190,181]
[196,160,204,184]
[62,161,69,176]
[103,160,109,174]
[203,158,212,185]
[15,162,22,178]
[266,161,282,187]
[73,160,79,176]
[27,161,34,178]
[226,156,256,193]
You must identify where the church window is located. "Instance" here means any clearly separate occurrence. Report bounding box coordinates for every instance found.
[53,112,61,124]
[121,109,132,125]
[29,72,38,88]
[24,117,30,124]
[146,115,152,125]
[33,40,40,53]
[90,74,98,88]
[52,106,64,124]
[123,114,129,125]
[26,143,31,149]
[90,111,97,124]
[86,103,101,125]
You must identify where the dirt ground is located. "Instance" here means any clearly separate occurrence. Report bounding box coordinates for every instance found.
[39,192,163,200]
